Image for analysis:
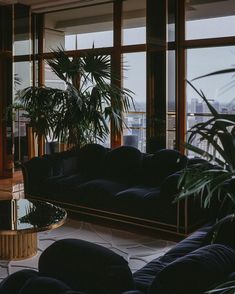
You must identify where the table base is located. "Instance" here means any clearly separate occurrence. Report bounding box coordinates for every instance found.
[0,232,37,260]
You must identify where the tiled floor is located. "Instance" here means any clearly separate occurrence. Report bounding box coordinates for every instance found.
[0,171,176,282]
[0,171,24,199]
[0,219,176,280]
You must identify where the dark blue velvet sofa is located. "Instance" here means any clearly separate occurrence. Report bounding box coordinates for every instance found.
[22,144,206,235]
[1,216,235,294]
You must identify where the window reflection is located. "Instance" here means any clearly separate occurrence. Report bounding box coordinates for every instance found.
[45,3,113,52]
[123,52,146,152]
[186,0,235,40]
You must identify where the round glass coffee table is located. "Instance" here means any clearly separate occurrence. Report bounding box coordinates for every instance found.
[0,199,67,260]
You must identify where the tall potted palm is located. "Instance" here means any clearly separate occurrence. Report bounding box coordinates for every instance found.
[177,80,235,215]
[15,48,134,150]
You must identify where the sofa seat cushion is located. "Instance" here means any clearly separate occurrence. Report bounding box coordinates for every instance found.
[41,174,89,200]
[149,244,235,294]
[72,179,131,208]
[114,187,176,222]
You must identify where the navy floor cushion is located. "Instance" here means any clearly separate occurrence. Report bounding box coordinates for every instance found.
[39,239,135,294]
[0,270,39,294]
[19,277,71,294]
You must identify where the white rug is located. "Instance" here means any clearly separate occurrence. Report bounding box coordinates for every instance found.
[0,219,175,281]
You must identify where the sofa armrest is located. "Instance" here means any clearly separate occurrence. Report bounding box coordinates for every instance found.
[160,171,182,203]
[21,157,53,195]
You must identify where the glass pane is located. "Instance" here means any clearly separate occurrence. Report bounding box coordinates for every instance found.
[187,46,235,115]
[167,50,176,112]
[186,114,213,157]
[13,62,32,165]
[167,50,176,149]
[167,129,176,149]
[76,30,113,50]
[123,52,146,152]
[14,62,32,91]
[65,35,76,50]
[168,0,176,42]
[186,46,235,157]
[44,61,66,90]
[122,0,146,45]
[14,5,31,56]
[45,3,113,52]
[45,29,65,52]
[186,0,235,40]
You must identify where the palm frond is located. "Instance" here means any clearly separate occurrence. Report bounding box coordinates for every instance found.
[14,47,134,147]
[187,80,218,117]
[192,68,235,81]
[205,280,235,294]
[176,80,235,217]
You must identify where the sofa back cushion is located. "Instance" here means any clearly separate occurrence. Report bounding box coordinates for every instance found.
[21,157,53,194]
[77,143,108,178]
[142,149,187,186]
[42,154,64,177]
[149,244,235,294]
[105,146,142,183]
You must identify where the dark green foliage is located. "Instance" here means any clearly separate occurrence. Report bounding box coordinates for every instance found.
[206,281,235,294]
[15,48,134,146]
[177,81,235,212]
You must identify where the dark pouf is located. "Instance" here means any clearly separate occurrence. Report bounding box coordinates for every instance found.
[0,269,38,294]
[19,276,71,294]
[39,239,135,294]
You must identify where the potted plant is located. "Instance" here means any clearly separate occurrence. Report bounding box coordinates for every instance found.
[177,79,235,215]
[15,48,134,152]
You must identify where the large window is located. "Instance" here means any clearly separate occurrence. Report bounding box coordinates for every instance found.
[14,0,235,157]
[43,0,147,151]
